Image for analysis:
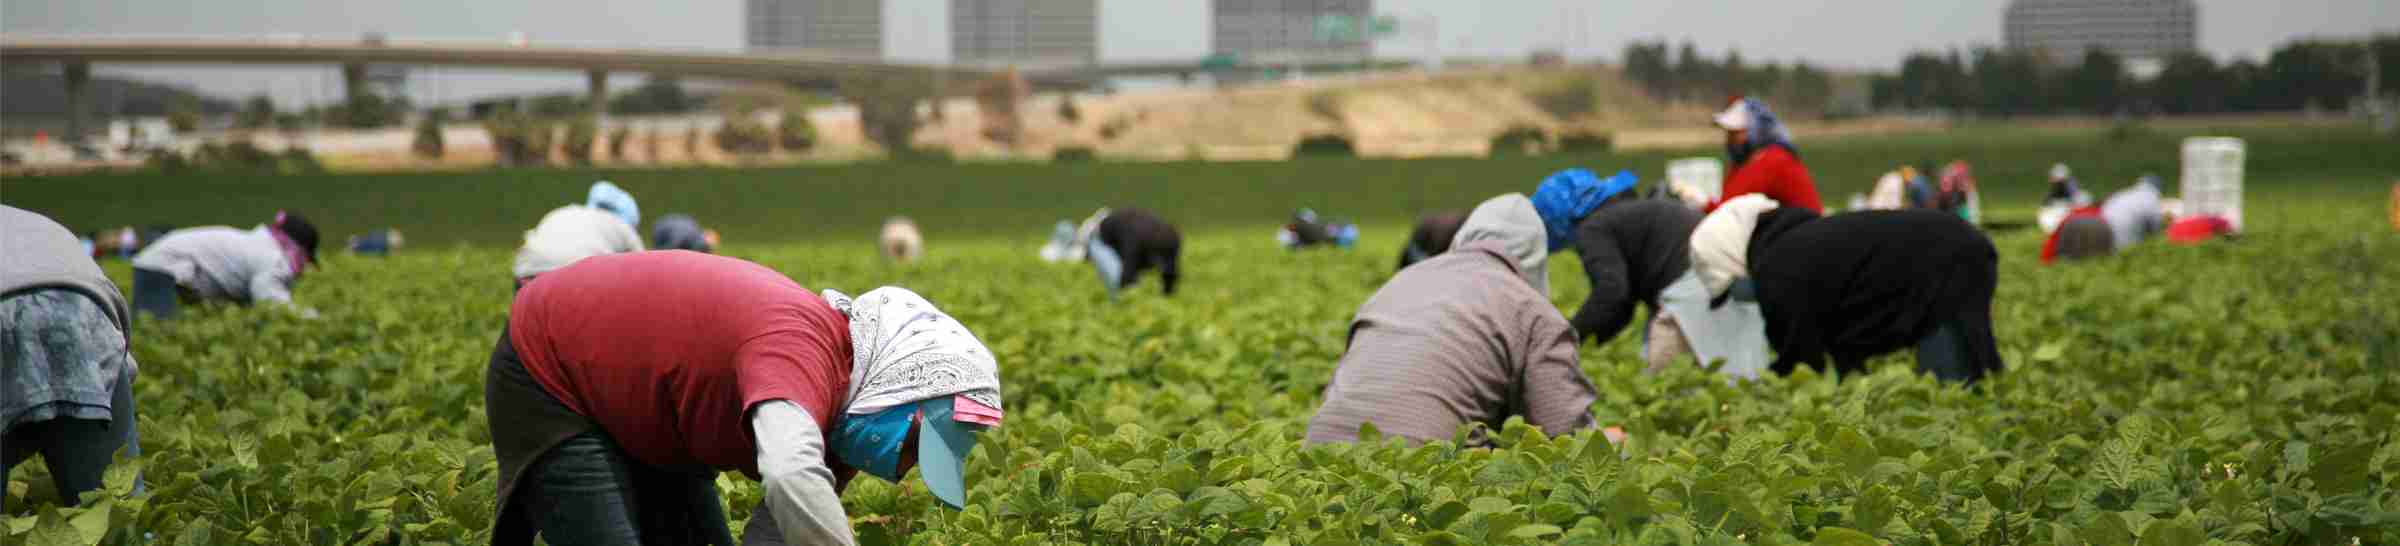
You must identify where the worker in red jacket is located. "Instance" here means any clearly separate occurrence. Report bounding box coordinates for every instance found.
[1707,97,1823,214]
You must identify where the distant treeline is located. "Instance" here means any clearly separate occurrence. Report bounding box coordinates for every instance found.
[1869,37,2400,117]
[1618,41,1838,115]
[1619,36,2400,118]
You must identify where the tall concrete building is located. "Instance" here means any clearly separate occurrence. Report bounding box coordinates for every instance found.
[950,0,1098,66]
[1212,0,1373,62]
[747,0,884,57]
[2004,0,2197,63]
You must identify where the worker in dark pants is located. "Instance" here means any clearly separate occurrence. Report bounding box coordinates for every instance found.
[1692,196,2005,384]
[1079,208,1182,300]
[2,206,144,514]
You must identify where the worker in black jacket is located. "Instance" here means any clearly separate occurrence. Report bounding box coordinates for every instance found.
[1079,207,1182,299]
[1394,211,1465,271]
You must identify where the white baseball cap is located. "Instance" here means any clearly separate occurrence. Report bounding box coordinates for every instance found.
[1711,101,1750,131]
[2049,163,2072,180]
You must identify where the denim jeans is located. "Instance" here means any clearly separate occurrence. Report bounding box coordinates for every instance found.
[2,369,142,513]
[1087,238,1124,299]
[504,433,737,546]
[131,267,179,322]
[1914,321,1975,383]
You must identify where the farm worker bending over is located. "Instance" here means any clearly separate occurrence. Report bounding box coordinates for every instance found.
[1,206,145,514]
[1306,194,1600,446]
[513,181,644,287]
[487,251,1003,545]
[346,228,405,256]
[128,210,320,320]
[881,216,924,263]
[1532,169,1772,378]
[2164,216,2235,245]
[2042,176,2172,264]
[1938,161,1979,220]
[1901,166,1940,210]
[1394,210,1465,271]
[1866,170,1909,211]
[651,213,718,253]
[1277,208,1358,250]
[1081,207,1183,299]
[2044,163,2093,207]
[1692,195,2005,384]
[1038,220,1082,262]
[1708,97,1823,214]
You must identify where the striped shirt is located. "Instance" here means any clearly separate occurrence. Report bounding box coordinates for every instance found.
[1305,243,1599,446]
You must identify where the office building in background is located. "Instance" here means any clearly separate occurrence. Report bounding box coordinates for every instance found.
[1212,0,1374,62]
[2004,0,2197,65]
[951,0,1099,66]
[747,0,885,57]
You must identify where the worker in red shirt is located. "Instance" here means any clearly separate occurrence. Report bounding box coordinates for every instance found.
[487,251,1003,545]
[1707,97,1823,214]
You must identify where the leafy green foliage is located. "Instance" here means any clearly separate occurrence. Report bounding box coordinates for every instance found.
[5,124,2399,544]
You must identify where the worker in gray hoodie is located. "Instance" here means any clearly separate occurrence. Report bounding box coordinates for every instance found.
[2,206,144,513]
[1306,193,1599,447]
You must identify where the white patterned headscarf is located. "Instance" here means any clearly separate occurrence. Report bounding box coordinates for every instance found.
[820,287,1003,416]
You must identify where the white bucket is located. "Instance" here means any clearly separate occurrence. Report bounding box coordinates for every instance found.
[1667,157,1725,206]
[2180,137,2245,232]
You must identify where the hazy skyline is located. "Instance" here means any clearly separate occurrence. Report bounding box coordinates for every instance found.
[4,0,2394,107]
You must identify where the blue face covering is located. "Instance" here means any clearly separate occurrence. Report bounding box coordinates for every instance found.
[833,402,920,482]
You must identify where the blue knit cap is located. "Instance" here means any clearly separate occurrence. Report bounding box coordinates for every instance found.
[1531,168,1639,251]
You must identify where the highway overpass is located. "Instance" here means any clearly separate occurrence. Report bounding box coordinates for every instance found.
[0,37,1414,142]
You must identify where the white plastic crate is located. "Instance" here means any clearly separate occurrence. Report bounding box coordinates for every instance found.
[1667,157,1724,204]
[2180,137,2245,232]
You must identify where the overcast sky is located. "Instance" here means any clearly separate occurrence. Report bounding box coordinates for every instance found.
[5,0,2394,107]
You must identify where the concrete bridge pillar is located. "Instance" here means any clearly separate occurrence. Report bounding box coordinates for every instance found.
[587,70,609,120]
[62,61,90,145]
[340,62,367,110]
[341,63,368,102]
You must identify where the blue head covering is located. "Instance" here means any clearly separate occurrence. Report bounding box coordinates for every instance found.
[1531,168,1639,251]
[586,181,640,227]
[1722,98,1798,167]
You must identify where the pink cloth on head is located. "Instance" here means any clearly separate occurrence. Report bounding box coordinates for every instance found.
[952,394,1003,427]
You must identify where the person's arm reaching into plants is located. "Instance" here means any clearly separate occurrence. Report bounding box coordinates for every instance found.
[248,270,294,305]
[247,270,320,318]
[1570,229,1635,344]
[748,400,857,546]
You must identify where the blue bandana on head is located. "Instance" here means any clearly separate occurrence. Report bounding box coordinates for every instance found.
[1531,168,1639,251]
[833,401,920,482]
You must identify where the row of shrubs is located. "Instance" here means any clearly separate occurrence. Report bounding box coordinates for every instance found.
[1285,126,1616,160]
[1053,125,1620,164]
[430,114,1613,165]
[426,111,820,166]
[1488,125,1615,157]
[143,140,324,174]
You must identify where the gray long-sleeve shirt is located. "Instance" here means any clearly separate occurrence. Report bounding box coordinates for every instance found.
[1305,243,1600,446]
[131,225,296,304]
[2,206,131,333]
[1569,199,1702,344]
[2100,182,2164,250]
[744,400,855,546]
